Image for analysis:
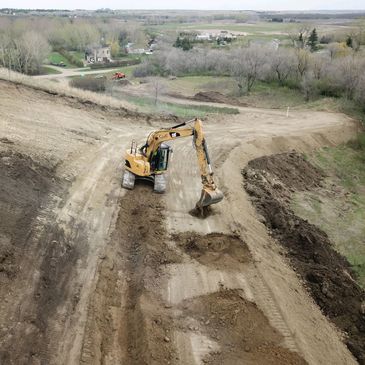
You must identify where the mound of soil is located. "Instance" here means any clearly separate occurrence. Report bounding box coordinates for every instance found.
[174,232,251,270]
[0,150,57,279]
[192,91,246,107]
[178,289,307,365]
[243,152,365,364]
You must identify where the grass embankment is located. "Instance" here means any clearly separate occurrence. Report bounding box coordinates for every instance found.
[39,66,62,75]
[125,95,239,118]
[292,135,365,287]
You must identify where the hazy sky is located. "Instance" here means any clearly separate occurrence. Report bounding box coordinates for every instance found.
[2,0,365,11]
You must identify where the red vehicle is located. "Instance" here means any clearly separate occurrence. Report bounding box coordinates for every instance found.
[112,72,126,80]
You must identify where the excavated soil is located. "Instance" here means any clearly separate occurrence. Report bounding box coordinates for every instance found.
[192,91,247,107]
[178,289,307,365]
[174,232,251,270]
[81,188,306,364]
[0,149,78,364]
[80,184,182,365]
[243,152,365,364]
[0,149,58,280]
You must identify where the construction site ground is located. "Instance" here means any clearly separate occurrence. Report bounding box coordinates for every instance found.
[0,79,362,365]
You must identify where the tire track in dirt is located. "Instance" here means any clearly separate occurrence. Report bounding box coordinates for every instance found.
[80,184,306,364]
[80,184,182,364]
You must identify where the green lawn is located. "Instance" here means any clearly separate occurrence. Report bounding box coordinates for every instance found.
[47,51,77,68]
[69,51,85,63]
[149,21,296,35]
[292,140,365,287]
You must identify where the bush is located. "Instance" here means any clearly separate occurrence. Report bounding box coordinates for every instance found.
[69,77,107,92]
[89,58,141,69]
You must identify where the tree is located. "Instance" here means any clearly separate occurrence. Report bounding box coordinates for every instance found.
[174,36,192,51]
[307,28,318,52]
[149,77,166,105]
[295,49,310,79]
[231,46,267,95]
[270,48,296,86]
[346,35,353,48]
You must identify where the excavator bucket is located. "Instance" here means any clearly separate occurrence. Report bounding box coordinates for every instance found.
[196,188,224,208]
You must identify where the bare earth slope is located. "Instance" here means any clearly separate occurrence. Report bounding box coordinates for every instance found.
[0,79,360,364]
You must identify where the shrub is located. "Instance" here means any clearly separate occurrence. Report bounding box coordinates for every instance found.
[89,58,141,69]
[69,77,106,92]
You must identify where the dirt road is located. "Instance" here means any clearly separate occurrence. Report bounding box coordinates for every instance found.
[34,65,125,79]
[0,79,360,364]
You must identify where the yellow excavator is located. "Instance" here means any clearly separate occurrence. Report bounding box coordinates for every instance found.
[122,118,223,210]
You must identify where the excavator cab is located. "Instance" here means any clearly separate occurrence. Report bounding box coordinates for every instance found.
[150,143,171,172]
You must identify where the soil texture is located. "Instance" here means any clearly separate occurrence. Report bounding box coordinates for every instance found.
[243,152,365,364]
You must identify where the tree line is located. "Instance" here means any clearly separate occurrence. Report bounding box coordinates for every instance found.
[133,44,365,106]
[0,16,147,74]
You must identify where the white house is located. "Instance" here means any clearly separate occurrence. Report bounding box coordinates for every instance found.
[85,46,111,63]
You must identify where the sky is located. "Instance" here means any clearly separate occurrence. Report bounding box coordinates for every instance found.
[1,0,364,11]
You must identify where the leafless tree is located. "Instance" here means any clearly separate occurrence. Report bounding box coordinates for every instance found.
[149,77,166,105]
[331,56,364,99]
[295,49,311,79]
[230,46,267,95]
[270,48,296,85]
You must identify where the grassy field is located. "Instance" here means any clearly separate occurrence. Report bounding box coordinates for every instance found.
[47,51,78,68]
[292,138,365,287]
[69,51,85,63]
[124,95,239,118]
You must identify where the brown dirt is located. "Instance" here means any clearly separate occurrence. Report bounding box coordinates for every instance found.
[0,150,57,280]
[177,289,307,365]
[192,91,247,107]
[174,232,251,271]
[243,152,365,364]
[80,184,181,365]
[0,149,80,364]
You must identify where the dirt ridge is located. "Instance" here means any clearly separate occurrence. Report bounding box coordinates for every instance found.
[243,151,365,364]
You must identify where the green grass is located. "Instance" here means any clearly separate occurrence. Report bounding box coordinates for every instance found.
[292,141,365,287]
[125,95,239,118]
[69,51,85,63]
[149,21,296,34]
[47,51,77,68]
[39,66,62,75]
[81,65,138,78]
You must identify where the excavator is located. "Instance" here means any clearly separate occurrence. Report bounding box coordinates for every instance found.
[122,118,223,211]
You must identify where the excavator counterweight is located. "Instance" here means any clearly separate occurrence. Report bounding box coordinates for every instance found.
[122,118,223,212]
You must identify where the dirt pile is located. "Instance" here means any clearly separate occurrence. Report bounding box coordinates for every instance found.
[178,289,307,365]
[243,152,365,364]
[192,91,247,106]
[174,232,251,270]
[173,232,306,364]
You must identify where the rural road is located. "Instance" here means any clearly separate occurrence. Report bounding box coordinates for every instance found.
[0,79,359,364]
[35,64,124,79]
